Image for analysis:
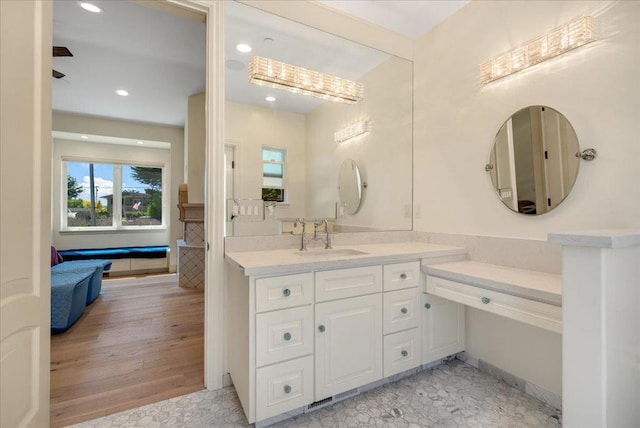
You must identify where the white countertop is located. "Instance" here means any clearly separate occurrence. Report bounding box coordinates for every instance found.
[225,242,466,277]
[423,260,562,307]
[548,229,640,249]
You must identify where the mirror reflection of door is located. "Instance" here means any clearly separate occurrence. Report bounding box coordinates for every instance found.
[224,144,236,236]
[489,106,580,215]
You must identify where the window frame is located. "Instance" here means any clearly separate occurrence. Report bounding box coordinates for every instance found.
[61,157,167,232]
[261,146,287,203]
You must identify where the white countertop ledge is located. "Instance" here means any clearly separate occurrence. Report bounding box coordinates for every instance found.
[423,261,562,307]
[548,229,640,249]
[225,242,466,277]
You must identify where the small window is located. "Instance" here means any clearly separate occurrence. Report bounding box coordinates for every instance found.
[122,165,163,226]
[66,162,114,227]
[262,147,286,202]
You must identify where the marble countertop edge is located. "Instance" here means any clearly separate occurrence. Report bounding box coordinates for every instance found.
[548,229,640,249]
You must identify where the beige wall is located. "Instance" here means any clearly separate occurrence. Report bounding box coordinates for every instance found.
[306,56,413,231]
[185,92,206,203]
[52,112,184,271]
[413,0,640,397]
[225,101,307,235]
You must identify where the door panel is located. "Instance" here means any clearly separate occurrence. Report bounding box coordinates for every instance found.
[0,1,52,427]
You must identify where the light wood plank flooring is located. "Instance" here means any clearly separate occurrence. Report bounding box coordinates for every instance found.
[50,274,204,428]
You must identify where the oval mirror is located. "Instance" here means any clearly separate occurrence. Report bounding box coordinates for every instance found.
[338,159,363,215]
[487,106,580,215]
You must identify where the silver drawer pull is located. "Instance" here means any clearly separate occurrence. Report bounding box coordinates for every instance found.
[283,288,291,297]
[283,332,292,341]
[424,303,431,309]
[401,307,408,314]
[401,350,408,357]
[318,325,325,333]
[400,273,407,279]
[284,385,292,394]
[482,297,490,304]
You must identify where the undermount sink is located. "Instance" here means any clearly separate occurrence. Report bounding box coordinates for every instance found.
[295,248,369,257]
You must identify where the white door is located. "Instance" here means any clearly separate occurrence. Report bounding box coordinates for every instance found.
[0,1,52,427]
[315,294,382,400]
[421,293,465,364]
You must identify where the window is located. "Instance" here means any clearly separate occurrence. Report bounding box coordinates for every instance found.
[262,147,286,202]
[64,160,164,229]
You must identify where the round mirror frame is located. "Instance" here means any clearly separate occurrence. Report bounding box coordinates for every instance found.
[487,105,581,215]
[338,159,364,215]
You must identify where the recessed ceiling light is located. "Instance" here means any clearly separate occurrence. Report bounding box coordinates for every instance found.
[136,141,144,145]
[236,43,252,53]
[81,135,89,139]
[116,89,129,96]
[265,96,276,102]
[79,2,102,13]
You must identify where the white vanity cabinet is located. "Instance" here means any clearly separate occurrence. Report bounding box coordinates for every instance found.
[227,258,466,425]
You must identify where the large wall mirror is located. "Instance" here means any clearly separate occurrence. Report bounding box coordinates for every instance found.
[487,106,580,215]
[224,1,413,236]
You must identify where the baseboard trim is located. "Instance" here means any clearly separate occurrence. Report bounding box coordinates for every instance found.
[455,351,562,410]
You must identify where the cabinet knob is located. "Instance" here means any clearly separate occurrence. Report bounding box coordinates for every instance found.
[283,332,292,341]
[283,288,291,297]
[401,307,408,314]
[401,350,408,357]
[284,385,292,394]
[424,303,431,309]
[318,325,325,333]
[400,273,407,280]
[482,297,490,304]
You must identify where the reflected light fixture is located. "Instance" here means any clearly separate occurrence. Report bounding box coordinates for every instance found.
[116,89,129,96]
[236,43,252,53]
[265,96,276,102]
[481,16,595,84]
[248,56,364,104]
[79,2,102,13]
[335,121,369,143]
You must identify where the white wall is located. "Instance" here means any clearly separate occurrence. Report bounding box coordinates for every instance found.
[225,101,307,235]
[185,92,206,203]
[52,112,184,270]
[306,56,413,231]
[413,0,640,399]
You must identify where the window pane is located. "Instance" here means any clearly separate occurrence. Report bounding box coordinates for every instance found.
[263,163,283,178]
[66,162,114,227]
[263,149,283,162]
[263,177,283,188]
[122,165,163,226]
[262,188,284,202]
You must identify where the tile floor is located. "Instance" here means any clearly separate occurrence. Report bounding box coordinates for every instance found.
[69,359,561,428]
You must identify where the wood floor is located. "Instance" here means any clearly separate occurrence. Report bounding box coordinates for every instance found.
[50,274,204,427]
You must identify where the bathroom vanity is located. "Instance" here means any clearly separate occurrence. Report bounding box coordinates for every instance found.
[225,242,467,425]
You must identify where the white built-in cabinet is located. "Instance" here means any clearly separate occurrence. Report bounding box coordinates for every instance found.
[226,259,466,425]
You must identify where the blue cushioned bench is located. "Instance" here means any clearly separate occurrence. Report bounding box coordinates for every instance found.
[51,270,93,334]
[52,260,112,304]
[58,246,168,261]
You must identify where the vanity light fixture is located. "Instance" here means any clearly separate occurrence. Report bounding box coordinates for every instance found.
[334,121,369,143]
[481,16,595,84]
[248,56,364,104]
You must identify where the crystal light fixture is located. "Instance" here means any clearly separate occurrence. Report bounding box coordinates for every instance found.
[335,121,369,143]
[481,16,595,84]
[248,56,364,104]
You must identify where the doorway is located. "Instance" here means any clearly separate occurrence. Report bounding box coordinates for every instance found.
[49,1,212,425]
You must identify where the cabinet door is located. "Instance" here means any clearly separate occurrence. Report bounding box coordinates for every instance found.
[422,293,465,364]
[315,294,382,400]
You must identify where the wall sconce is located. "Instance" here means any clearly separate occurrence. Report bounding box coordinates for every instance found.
[481,16,595,84]
[335,121,369,143]
[248,56,364,104]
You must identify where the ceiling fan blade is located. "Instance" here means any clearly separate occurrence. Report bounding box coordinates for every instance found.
[53,69,66,79]
[53,46,73,57]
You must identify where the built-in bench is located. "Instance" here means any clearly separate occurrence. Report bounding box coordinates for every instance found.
[58,246,169,275]
[422,260,562,334]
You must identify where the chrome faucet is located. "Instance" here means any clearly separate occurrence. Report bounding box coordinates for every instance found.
[313,218,332,249]
[294,218,307,251]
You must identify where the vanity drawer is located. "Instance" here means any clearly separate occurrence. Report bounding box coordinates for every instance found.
[383,288,420,334]
[256,355,314,421]
[256,273,313,313]
[256,306,313,367]
[383,261,420,291]
[383,328,421,377]
[426,275,562,334]
[315,265,382,302]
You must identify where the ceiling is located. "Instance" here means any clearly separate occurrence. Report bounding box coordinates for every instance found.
[52,0,468,127]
